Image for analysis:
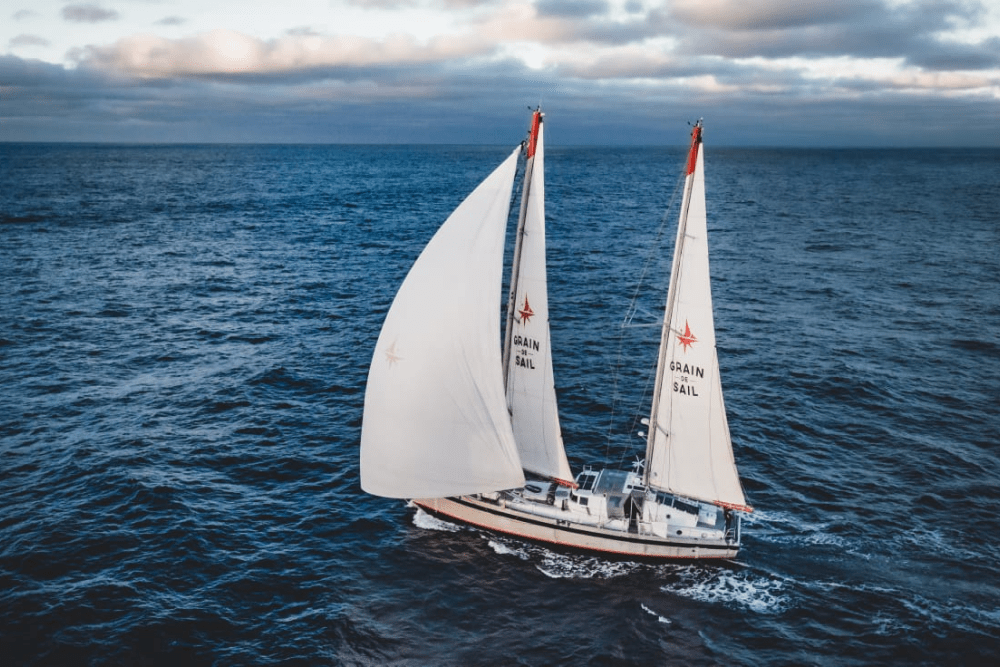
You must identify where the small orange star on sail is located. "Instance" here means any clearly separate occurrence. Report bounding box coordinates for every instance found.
[677,320,697,352]
[518,295,534,324]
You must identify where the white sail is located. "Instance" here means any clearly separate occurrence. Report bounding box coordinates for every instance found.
[504,117,574,483]
[646,127,748,510]
[360,148,526,499]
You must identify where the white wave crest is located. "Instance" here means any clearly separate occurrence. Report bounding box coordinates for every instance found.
[410,505,460,532]
[666,567,790,614]
[481,534,645,579]
[641,603,672,624]
[535,553,644,580]
[486,538,531,560]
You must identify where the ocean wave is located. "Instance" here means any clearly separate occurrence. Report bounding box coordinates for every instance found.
[665,566,791,615]
[640,603,672,624]
[409,506,461,532]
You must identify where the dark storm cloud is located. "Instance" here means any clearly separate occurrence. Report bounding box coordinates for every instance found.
[907,35,1000,69]
[62,4,121,23]
[2,51,996,147]
[1,54,114,125]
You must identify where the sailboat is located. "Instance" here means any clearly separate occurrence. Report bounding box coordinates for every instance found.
[360,111,752,559]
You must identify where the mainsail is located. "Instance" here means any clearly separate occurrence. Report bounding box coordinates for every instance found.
[646,123,748,510]
[503,112,574,484]
[360,148,526,499]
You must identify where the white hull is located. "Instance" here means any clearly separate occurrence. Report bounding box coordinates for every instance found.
[413,469,741,560]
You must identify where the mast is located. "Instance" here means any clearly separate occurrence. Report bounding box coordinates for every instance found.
[642,120,750,511]
[501,109,575,485]
[645,120,702,488]
[503,109,542,382]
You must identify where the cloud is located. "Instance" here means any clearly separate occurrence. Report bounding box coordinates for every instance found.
[13,9,38,20]
[907,35,1000,70]
[2,0,998,146]
[466,3,656,47]
[535,0,610,19]
[62,4,121,23]
[71,29,497,79]
[9,34,51,48]
[155,16,187,27]
[344,0,418,8]
[2,49,998,146]
[664,0,999,71]
[669,0,878,30]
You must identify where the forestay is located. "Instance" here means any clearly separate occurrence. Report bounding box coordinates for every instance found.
[360,148,526,499]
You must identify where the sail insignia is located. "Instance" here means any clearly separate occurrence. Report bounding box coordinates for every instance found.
[517,295,534,324]
[677,320,697,352]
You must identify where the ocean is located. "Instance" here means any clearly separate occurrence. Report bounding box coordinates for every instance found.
[1,141,998,665]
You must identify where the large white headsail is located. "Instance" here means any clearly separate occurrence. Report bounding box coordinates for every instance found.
[361,148,526,499]
[503,112,574,484]
[646,123,749,511]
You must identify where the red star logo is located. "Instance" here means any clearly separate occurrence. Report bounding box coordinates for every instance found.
[518,295,534,324]
[677,320,697,352]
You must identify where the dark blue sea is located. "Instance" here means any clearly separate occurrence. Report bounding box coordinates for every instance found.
[1,141,998,666]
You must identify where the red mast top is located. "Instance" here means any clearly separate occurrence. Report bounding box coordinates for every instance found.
[685,120,703,175]
[526,110,542,159]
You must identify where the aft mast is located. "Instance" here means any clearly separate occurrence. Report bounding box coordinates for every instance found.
[644,121,750,511]
[502,109,574,485]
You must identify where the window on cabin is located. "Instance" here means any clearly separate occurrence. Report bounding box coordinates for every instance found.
[675,500,699,515]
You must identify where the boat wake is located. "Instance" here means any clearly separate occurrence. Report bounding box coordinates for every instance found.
[485,535,645,579]
[418,509,785,615]
[410,505,461,532]
[665,566,791,615]
[485,538,528,559]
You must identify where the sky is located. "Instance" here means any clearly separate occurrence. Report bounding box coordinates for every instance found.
[2,0,999,145]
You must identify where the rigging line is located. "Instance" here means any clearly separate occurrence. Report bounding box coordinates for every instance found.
[604,155,689,466]
[502,140,528,356]
[621,170,686,328]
